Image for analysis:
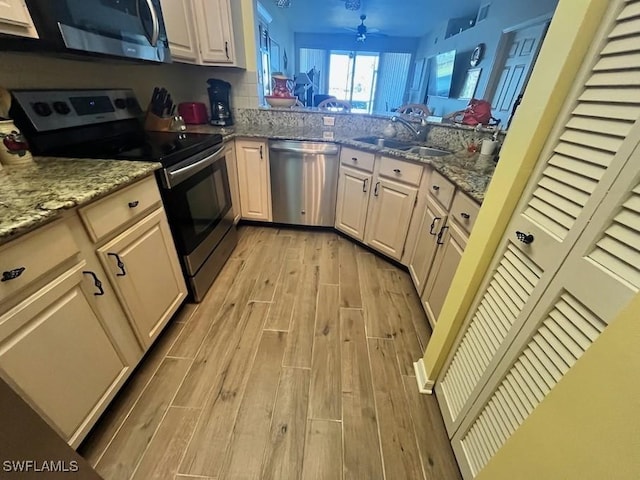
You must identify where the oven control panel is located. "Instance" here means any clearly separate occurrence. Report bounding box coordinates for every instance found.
[10,89,143,132]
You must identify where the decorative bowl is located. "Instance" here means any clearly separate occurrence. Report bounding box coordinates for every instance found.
[265,95,297,108]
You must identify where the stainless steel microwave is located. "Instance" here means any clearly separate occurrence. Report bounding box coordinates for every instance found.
[24,0,171,63]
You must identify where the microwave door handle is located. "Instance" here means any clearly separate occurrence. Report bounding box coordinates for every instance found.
[140,0,160,46]
[163,145,225,189]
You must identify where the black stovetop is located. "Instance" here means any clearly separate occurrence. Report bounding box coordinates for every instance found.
[40,129,223,168]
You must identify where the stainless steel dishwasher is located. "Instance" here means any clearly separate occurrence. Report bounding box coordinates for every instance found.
[269,140,340,226]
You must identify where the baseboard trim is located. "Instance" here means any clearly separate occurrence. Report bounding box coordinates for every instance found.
[413,358,435,395]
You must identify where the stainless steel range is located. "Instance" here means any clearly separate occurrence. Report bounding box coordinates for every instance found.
[10,88,237,302]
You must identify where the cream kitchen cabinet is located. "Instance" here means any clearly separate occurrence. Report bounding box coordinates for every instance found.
[160,0,246,66]
[81,175,186,348]
[225,140,241,224]
[0,222,134,448]
[363,155,422,261]
[335,149,421,261]
[364,177,418,260]
[421,220,467,326]
[160,0,199,62]
[235,138,272,222]
[408,195,448,296]
[97,208,187,348]
[0,175,187,448]
[0,263,130,448]
[335,165,372,241]
[409,188,480,327]
[0,0,38,38]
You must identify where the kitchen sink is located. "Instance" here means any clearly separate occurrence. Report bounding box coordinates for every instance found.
[407,146,451,157]
[353,136,414,150]
[353,136,451,157]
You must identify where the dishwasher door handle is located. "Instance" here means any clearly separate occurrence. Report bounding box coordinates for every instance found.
[269,141,340,156]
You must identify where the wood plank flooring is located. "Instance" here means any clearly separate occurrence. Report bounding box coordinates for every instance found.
[79,226,462,480]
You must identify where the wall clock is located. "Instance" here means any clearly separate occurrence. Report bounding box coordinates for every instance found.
[470,43,485,67]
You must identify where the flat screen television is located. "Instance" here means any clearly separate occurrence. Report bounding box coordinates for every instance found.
[426,50,456,98]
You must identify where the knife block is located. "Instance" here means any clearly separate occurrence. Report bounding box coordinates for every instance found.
[144,109,173,132]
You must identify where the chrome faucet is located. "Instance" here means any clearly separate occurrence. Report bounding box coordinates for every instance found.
[391,115,428,141]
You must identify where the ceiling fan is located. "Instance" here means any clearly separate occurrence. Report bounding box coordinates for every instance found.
[345,14,382,42]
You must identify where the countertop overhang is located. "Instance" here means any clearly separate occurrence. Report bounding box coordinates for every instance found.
[0,125,495,245]
[188,125,494,205]
[0,158,161,245]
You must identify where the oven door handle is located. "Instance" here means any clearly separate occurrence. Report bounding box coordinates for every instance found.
[163,145,225,189]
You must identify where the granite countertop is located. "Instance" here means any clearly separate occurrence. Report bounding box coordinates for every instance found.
[188,124,494,204]
[0,157,161,245]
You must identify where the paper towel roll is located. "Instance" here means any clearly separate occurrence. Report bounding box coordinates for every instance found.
[481,139,498,155]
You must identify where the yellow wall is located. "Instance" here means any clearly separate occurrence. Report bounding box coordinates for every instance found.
[476,292,640,479]
[421,0,611,382]
[242,0,258,72]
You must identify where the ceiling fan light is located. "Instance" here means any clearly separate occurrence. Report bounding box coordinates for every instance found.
[345,0,361,11]
[275,0,291,7]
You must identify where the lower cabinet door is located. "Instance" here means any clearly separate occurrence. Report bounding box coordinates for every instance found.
[409,197,448,296]
[225,141,242,224]
[0,262,130,447]
[421,221,468,326]
[98,208,187,347]
[365,177,418,260]
[335,166,372,241]
[236,139,272,221]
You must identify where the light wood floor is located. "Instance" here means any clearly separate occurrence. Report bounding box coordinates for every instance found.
[79,226,462,480]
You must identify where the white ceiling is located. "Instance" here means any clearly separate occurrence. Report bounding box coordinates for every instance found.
[267,0,483,37]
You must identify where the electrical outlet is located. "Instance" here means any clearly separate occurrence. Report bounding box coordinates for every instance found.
[323,116,335,126]
[323,131,335,140]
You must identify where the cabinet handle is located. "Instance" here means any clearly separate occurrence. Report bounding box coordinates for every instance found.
[437,226,449,245]
[362,177,368,193]
[352,157,358,162]
[460,212,470,219]
[374,181,380,197]
[393,168,401,174]
[429,216,442,235]
[225,41,230,59]
[82,271,105,296]
[107,253,127,276]
[516,231,535,244]
[1,267,26,282]
[128,200,140,208]
[260,145,263,159]
[432,185,440,191]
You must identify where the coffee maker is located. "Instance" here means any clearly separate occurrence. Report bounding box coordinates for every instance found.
[207,79,233,126]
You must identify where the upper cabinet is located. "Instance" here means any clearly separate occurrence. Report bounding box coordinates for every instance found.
[0,0,38,38]
[193,0,235,64]
[160,0,199,62]
[160,0,246,67]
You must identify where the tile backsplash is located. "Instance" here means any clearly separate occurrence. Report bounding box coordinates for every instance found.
[0,50,502,153]
[235,108,503,152]
[0,51,259,112]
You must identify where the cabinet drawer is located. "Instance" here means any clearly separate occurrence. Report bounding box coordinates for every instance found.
[428,170,455,210]
[340,147,375,173]
[0,221,79,306]
[80,176,161,242]
[379,156,423,186]
[450,190,480,235]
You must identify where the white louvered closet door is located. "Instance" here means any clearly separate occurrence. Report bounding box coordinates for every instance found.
[451,145,640,479]
[435,0,640,468]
